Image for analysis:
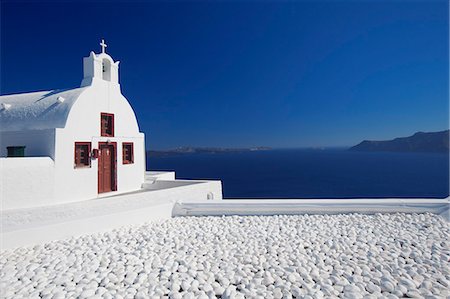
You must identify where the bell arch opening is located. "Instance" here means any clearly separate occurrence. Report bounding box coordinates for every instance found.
[102,59,111,81]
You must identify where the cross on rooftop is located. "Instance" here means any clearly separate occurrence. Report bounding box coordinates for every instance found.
[100,39,107,53]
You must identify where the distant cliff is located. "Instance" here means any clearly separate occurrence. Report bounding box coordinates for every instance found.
[350,130,449,153]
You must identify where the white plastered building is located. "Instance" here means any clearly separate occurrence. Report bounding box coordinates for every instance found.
[0,43,221,212]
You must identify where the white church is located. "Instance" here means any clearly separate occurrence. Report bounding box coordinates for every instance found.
[0,41,222,211]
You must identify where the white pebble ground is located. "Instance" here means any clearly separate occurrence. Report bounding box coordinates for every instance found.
[1,213,449,299]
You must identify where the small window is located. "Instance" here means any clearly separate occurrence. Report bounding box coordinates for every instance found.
[101,113,114,137]
[122,142,134,164]
[74,142,91,168]
[7,146,25,157]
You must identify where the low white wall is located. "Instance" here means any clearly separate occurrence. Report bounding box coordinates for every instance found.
[157,180,222,201]
[1,200,174,250]
[146,171,176,181]
[0,129,55,159]
[1,180,223,249]
[173,198,450,220]
[0,157,55,210]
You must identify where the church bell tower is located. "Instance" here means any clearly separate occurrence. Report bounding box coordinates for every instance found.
[80,39,120,87]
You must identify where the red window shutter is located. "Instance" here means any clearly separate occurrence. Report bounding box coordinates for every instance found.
[122,142,134,164]
[100,113,115,137]
[74,142,91,168]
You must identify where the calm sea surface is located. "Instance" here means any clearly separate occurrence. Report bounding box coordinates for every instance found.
[147,149,449,198]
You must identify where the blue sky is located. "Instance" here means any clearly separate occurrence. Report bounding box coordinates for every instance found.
[1,1,448,149]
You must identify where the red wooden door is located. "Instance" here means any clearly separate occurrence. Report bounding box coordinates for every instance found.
[98,143,116,193]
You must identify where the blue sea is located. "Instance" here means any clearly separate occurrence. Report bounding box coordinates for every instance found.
[147,149,449,198]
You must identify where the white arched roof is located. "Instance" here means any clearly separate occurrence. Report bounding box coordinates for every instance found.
[0,87,87,132]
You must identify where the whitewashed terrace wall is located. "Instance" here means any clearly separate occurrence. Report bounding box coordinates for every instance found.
[0,129,55,159]
[145,171,176,181]
[1,180,223,248]
[172,198,450,220]
[145,180,223,201]
[0,157,55,210]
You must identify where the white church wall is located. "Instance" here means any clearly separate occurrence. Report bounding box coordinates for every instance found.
[53,128,98,204]
[0,129,55,159]
[51,80,145,204]
[0,157,55,210]
[52,127,98,204]
[116,135,146,193]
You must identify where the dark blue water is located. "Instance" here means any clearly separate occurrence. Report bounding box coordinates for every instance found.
[147,149,449,198]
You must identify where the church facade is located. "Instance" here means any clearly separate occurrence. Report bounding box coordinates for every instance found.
[0,41,146,209]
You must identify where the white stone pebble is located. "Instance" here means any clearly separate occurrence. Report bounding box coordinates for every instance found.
[1,213,449,298]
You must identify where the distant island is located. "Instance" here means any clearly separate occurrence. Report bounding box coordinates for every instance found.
[350,130,449,153]
[147,146,271,157]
